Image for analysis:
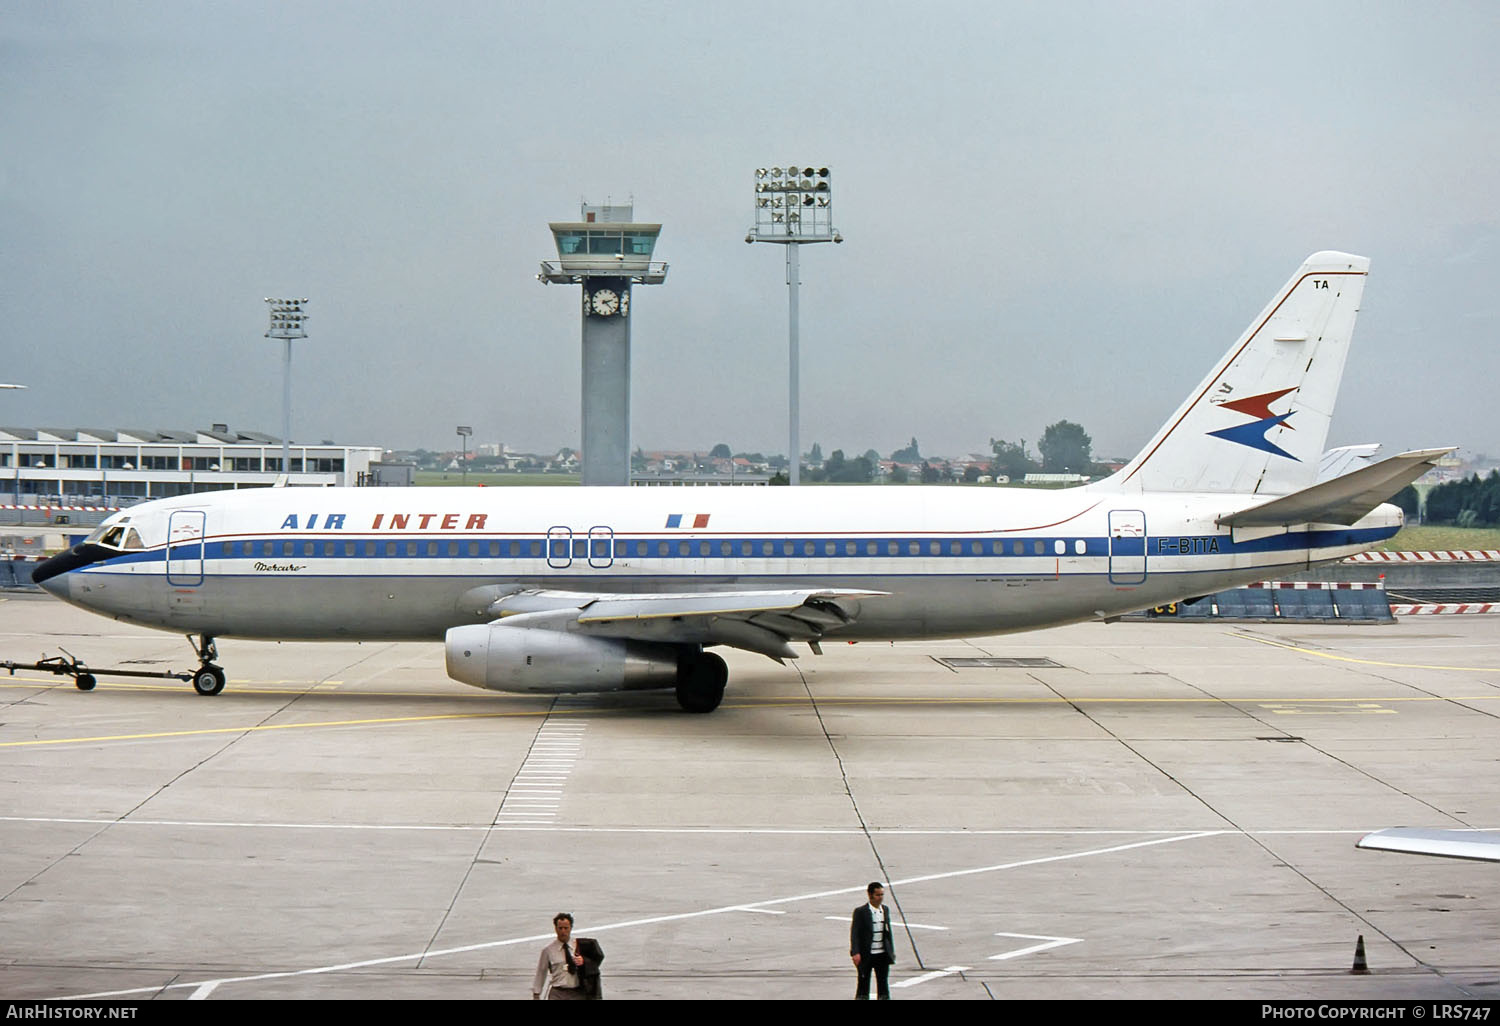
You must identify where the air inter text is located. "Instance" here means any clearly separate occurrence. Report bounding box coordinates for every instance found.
[278,513,490,531]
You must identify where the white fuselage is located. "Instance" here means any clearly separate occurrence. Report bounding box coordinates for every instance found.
[41,484,1401,641]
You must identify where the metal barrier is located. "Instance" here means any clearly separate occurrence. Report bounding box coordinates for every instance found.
[2,558,40,591]
[1129,582,1392,623]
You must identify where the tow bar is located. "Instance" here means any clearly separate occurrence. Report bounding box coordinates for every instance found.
[2,649,194,691]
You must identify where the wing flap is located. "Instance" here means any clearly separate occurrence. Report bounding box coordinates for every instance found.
[484,587,886,660]
[572,589,880,624]
[1218,448,1453,527]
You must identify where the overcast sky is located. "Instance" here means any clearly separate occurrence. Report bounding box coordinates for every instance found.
[3,2,1497,463]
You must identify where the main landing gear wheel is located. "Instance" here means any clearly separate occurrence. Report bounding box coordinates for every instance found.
[191,665,226,696]
[675,651,728,714]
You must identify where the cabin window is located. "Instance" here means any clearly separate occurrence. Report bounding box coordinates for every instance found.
[1075,539,1086,555]
[1033,540,1044,555]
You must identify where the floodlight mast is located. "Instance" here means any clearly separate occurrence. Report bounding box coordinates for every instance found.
[746,167,840,485]
[264,299,310,479]
[457,425,472,486]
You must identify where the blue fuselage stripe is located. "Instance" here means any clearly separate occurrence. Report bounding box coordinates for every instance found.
[91,526,1396,573]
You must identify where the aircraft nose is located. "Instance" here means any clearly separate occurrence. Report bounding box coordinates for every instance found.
[36,573,69,600]
[31,548,88,593]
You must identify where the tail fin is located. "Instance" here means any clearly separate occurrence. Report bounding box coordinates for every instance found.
[1105,252,1369,495]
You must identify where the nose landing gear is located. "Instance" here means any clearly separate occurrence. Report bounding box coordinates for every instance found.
[188,635,225,696]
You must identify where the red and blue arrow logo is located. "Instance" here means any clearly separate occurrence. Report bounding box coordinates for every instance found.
[1207,387,1299,460]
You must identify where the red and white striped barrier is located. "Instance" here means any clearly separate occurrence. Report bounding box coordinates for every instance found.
[0,504,122,512]
[1347,550,1500,562]
[1245,581,1384,590]
[1390,603,1500,615]
[2,555,46,562]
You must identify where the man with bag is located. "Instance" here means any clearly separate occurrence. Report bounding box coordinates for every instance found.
[532,912,604,999]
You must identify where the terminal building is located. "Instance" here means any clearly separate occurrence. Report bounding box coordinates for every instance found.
[1,425,384,507]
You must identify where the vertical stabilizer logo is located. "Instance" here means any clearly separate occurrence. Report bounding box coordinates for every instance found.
[1206,386,1299,460]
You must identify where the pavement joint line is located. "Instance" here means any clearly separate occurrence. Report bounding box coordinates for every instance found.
[53,830,1219,1001]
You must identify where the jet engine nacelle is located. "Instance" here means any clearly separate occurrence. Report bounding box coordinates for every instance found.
[445,623,681,694]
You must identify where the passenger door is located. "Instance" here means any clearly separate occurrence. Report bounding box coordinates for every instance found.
[166,510,206,587]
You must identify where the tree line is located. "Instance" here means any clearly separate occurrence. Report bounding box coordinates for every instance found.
[1408,471,1500,526]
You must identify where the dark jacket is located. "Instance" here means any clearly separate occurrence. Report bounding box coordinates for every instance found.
[573,937,605,999]
[849,904,896,964]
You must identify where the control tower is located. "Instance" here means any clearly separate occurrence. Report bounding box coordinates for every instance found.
[538,203,667,486]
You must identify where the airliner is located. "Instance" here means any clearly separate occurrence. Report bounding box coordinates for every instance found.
[32,252,1448,712]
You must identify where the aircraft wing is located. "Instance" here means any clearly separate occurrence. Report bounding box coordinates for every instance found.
[484,588,887,661]
[1357,827,1500,862]
[1218,448,1453,528]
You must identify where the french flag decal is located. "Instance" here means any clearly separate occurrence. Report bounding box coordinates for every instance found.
[665,514,711,528]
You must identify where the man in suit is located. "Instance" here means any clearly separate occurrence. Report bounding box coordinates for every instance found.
[849,881,897,999]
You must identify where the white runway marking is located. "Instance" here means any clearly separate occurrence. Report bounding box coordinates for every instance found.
[23,816,1401,837]
[823,916,949,931]
[988,932,1083,961]
[494,721,584,824]
[895,966,970,988]
[54,830,1216,1001]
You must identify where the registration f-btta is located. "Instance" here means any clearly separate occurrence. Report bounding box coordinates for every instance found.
[32,253,1449,713]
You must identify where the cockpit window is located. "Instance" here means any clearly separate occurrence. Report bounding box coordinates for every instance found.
[84,517,138,551]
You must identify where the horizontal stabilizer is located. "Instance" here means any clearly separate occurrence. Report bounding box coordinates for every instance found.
[1357,827,1500,863]
[1218,448,1453,527]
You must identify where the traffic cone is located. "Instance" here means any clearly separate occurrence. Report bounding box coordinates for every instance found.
[1351,935,1369,974]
